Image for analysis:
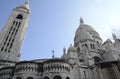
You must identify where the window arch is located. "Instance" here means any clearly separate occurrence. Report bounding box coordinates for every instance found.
[16,14,23,19]
[93,44,95,49]
[26,77,34,79]
[43,76,50,79]
[66,77,70,79]
[93,56,103,63]
[16,77,22,79]
[53,75,62,79]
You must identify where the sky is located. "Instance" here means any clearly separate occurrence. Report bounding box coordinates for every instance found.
[0,0,120,61]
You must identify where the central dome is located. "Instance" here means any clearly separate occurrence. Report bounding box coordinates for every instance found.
[74,18,102,45]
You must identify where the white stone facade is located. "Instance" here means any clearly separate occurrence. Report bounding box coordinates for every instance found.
[0,1,30,62]
[0,2,120,79]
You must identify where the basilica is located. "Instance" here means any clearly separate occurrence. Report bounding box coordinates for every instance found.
[0,1,120,79]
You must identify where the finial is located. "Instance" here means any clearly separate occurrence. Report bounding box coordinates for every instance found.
[25,0,29,4]
[112,33,117,40]
[70,44,72,47]
[80,17,84,24]
[52,50,55,59]
[63,47,66,54]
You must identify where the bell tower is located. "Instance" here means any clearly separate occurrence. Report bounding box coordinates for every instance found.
[0,1,30,62]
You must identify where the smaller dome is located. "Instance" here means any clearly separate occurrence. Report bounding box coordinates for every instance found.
[68,44,77,52]
[61,52,67,59]
[61,47,67,59]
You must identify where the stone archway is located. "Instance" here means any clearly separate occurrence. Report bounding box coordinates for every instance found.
[66,77,70,79]
[26,77,34,79]
[53,75,62,79]
[43,76,50,79]
[16,77,22,79]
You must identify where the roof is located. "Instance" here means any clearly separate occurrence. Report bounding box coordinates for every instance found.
[17,1,30,11]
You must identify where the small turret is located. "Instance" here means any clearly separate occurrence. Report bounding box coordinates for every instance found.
[61,47,67,59]
[102,39,119,61]
[67,44,78,64]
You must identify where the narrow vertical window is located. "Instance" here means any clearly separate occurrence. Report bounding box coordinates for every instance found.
[7,43,9,47]
[13,21,15,25]
[15,21,18,26]
[9,37,11,41]
[83,71,86,78]
[10,43,13,48]
[12,39,14,42]
[93,44,95,49]
[13,28,15,31]
[1,47,4,51]
[97,41,99,47]
[18,22,21,28]
[5,36,9,41]
[85,44,88,49]
[11,32,14,35]
[16,29,18,33]
[77,47,80,52]
[4,49,7,52]
[10,26,13,32]
[4,42,6,46]
[90,44,92,49]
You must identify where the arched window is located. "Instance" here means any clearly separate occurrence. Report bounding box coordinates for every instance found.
[43,76,50,79]
[93,56,103,63]
[26,77,34,79]
[53,75,62,79]
[97,41,99,47]
[85,44,88,49]
[77,47,80,53]
[16,14,23,20]
[83,71,86,78]
[66,77,70,79]
[93,44,95,49]
[16,77,22,79]
[90,44,95,49]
